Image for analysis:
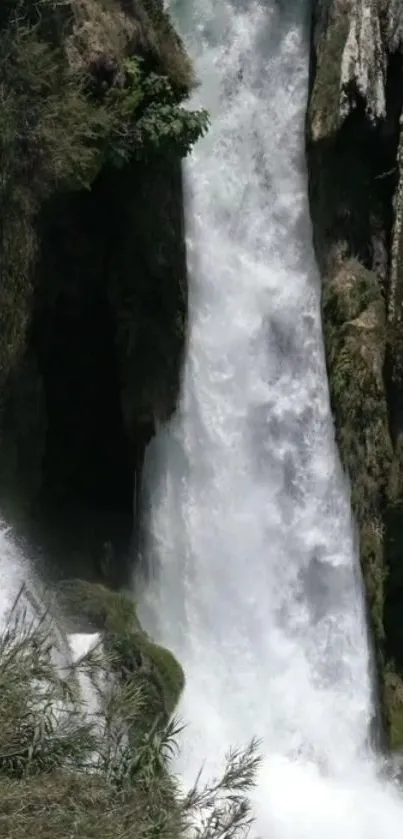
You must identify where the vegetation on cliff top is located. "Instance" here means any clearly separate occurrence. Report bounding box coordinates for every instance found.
[0,585,260,838]
[0,0,208,387]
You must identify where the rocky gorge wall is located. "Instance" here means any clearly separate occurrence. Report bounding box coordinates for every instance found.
[0,4,213,806]
[307,0,403,745]
[0,0,207,588]
[4,0,403,755]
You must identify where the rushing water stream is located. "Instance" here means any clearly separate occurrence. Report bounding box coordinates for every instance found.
[138,0,403,834]
[1,0,403,833]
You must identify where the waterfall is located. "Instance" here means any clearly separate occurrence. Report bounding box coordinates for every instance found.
[0,520,98,683]
[138,0,403,834]
[0,522,33,616]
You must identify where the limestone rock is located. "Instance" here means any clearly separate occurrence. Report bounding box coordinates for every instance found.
[308,0,403,743]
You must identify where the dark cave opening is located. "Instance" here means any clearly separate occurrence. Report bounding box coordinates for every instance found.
[28,183,134,588]
[37,286,132,515]
[1,154,187,591]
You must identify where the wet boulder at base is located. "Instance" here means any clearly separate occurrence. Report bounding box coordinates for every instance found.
[57,579,185,728]
[307,0,403,745]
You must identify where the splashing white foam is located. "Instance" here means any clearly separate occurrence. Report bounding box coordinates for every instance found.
[0,519,99,677]
[138,0,403,835]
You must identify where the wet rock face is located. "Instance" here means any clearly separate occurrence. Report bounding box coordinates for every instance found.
[307,0,403,741]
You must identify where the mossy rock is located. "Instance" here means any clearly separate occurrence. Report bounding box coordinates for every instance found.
[308,11,349,141]
[323,259,381,326]
[322,259,392,657]
[58,579,141,632]
[106,628,185,720]
[58,579,184,722]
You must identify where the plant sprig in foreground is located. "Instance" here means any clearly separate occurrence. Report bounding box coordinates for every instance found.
[0,586,260,839]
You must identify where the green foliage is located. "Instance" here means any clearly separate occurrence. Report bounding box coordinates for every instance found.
[183,738,261,839]
[0,586,260,839]
[107,57,209,167]
[0,587,95,779]
[0,21,110,199]
[58,579,142,633]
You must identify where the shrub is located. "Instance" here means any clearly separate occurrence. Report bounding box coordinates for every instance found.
[0,584,260,839]
[107,56,209,166]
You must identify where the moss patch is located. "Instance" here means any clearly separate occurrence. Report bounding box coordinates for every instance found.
[323,260,392,645]
[58,580,185,722]
[0,593,260,839]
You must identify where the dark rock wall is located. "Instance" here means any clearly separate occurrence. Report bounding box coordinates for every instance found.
[0,0,192,589]
[307,0,403,743]
[1,156,187,589]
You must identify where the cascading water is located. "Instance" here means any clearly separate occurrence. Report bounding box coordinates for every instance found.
[139,0,403,834]
[0,522,34,618]
[0,519,98,686]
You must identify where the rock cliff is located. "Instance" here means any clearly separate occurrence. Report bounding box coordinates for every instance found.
[0,0,207,586]
[307,0,403,744]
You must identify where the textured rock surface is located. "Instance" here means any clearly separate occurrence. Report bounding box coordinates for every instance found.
[58,579,185,724]
[0,0,198,587]
[307,0,403,743]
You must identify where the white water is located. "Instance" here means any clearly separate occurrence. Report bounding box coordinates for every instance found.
[0,520,98,684]
[0,524,31,607]
[139,0,403,835]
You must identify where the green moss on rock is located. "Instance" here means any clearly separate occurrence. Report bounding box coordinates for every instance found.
[323,260,392,646]
[58,580,185,723]
[58,579,141,631]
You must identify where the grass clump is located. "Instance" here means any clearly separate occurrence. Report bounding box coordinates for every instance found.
[0,584,261,839]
